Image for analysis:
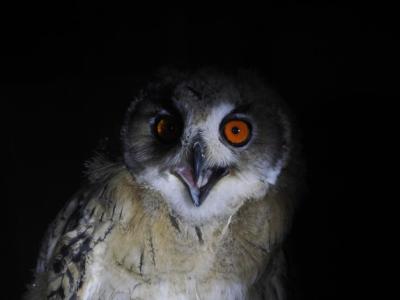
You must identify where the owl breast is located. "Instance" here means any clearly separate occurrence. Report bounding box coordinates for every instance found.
[76,183,278,300]
[81,233,260,300]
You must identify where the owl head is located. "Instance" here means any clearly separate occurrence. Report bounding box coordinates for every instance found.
[122,68,292,224]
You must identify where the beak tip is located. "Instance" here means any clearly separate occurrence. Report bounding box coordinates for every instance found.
[190,190,202,207]
[193,201,201,207]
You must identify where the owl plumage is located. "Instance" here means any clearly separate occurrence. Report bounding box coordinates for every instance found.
[25,68,302,300]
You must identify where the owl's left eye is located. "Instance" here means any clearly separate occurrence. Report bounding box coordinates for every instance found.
[153,115,182,144]
[221,118,252,147]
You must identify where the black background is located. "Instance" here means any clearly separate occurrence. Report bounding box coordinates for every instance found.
[3,1,397,299]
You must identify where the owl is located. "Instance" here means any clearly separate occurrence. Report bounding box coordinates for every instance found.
[25,67,302,300]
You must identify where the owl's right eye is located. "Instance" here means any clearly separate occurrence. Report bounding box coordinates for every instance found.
[153,115,182,144]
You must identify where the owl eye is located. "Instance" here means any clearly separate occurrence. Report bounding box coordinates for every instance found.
[222,119,251,146]
[153,115,182,144]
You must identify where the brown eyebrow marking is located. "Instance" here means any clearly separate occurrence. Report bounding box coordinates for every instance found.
[230,103,252,115]
[186,86,202,99]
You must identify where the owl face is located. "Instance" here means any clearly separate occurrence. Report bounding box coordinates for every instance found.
[122,69,291,224]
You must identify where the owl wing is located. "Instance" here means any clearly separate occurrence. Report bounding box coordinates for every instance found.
[29,180,117,300]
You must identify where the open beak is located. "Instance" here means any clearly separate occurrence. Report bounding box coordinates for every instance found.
[173,142,229,207]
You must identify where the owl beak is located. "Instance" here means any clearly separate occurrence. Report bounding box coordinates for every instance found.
[193,141,206,186]
[173,142,229,207]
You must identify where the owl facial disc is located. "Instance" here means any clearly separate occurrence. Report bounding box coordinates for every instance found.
[173,141,229,207]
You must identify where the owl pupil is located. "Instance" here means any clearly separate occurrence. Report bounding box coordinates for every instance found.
[168,124,175,133]
[231,127,240,134]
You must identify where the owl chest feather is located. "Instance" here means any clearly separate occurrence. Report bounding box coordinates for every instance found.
[77,176,283,299]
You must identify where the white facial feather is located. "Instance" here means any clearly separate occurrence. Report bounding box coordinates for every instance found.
[265,158,284,185]
[138,167,269,224]
[196,102,236,167]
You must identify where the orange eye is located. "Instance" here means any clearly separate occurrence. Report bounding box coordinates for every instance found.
[154,116,181,143]
[223,119,251,146]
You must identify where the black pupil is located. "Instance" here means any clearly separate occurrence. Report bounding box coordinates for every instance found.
[231,126,240,134]
[167,123,175,133]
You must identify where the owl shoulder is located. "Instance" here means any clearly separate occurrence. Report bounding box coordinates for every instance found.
[25,157,140,299]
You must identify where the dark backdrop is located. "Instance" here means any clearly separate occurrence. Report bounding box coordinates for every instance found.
[3,1,397,299]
